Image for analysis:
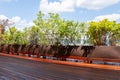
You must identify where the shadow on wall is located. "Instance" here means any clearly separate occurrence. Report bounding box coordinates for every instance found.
[0,44,120,59]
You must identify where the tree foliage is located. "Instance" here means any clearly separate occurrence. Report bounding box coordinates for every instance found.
[0,12,120,46]
[1,27,29,44]
[87,19,120,45]
[33,11,83,45]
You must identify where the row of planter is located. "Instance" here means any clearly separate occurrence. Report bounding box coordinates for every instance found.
[0,44,120,60]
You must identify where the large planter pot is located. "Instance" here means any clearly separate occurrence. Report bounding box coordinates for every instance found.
[0,44,4,52]
[88,46,120,59]
[18,44,26,55]
[3,44,10,54]
[10,44,20,55]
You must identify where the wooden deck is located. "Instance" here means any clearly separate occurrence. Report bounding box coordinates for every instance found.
[0,53,120,80]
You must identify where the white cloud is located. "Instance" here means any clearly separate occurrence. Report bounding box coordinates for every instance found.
[0,15,34,30]
[0,15,13,26]
[76,0,120,10]
[0,15,8,20]
[11,16,34,30]
[11,16,21,23]
[39,0,120,13]
[93,14,120,21]
[40,0,75,13]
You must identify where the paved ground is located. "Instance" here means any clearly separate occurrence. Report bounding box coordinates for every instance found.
[0,55,120,80]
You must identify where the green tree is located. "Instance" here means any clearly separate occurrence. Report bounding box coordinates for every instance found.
[78,22,88,45]
[87,19,120,46]
[33,11,49,45]
[58,20,83,45]
[33,12,65,45]
[28,26,39,44]
[109,23,120,45]
[33,11,85,46]
[1,27,29,44]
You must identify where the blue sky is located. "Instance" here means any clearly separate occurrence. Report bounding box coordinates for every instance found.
[0,0,120,30]
[0,0,39,22]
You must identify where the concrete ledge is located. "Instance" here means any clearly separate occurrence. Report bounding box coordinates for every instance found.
[0,53,120,70]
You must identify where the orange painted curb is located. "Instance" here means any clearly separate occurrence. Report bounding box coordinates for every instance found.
[0,53,120,70]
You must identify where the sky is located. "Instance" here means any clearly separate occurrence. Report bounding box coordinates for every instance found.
[0,0,120,30]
